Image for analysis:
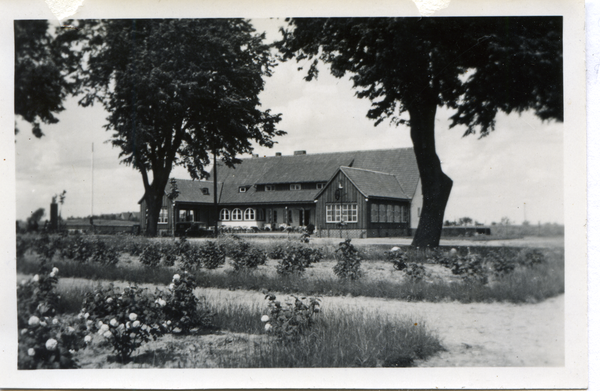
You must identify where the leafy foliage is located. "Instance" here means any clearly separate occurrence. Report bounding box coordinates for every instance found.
[262,293,321,342]
[162,272,212,333]
[229,240,267,271]
[197,241,226,269]
[67,19,284,236]
[333,239,363,280]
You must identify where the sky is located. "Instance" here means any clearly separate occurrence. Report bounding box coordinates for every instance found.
[13,18,564,225]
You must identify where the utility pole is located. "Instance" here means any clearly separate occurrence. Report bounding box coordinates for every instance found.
[213,149,219,238]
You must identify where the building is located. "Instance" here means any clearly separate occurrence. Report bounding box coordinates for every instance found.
[139,148,422,238]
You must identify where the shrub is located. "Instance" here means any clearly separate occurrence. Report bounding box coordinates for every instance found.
[161,271,212,333]
[229,240,267,271]
[306,223,315,235]
[521,249,546,268]
[448,253,488,284]
[333,239,363,280]
[60,235,94,263]
[261,293,320,342]
[197,241,225,269]
[17,267,85,369]
[81,284,165,363]
[180,245,202,271]
[386,247,409,271]
[89,239,120,266]
[160,242,178,267]
[486,250,516,276]
[268,244,286,260]
[403,263,428,282]
[139,242,163,268]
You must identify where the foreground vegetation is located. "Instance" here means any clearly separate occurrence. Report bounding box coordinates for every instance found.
[17,262,442,368]
[17,232,564,304]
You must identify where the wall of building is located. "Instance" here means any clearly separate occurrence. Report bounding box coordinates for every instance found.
[315,171,369,232]
[410,178,423,230]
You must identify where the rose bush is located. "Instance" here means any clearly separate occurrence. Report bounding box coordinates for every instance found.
[262,292,321,342]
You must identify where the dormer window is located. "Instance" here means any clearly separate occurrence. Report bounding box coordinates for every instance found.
[316,183,326,189]
[201,188,209,195]
[290,184,301,191]
[239,186,247,193]
[265,185,275,191]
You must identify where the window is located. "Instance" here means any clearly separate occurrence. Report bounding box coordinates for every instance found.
[231,208,243,221]
[379,204,387,223]
[178,209,194,222]
[394,205,401,223]
[219,209,230,221]
[287,209,293,224]
[290,184,301,190]
[257,208,265,221]
[159,207,168,223]
[316,183,325,189]
[402,205,408,223]
[387,205,394,223]
[201,188,209,195]
[244,208,255,220]
[326,204,358,223]
[265,185,275,191]
[371,203,378,223]
[239,187,247,193]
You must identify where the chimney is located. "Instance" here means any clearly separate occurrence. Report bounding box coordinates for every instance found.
[294,150,307,155]
[275,152,282,157]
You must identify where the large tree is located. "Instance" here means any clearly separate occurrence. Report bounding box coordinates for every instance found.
[277,17,563,247]
[72,19,283,236]
[14,20,78,137]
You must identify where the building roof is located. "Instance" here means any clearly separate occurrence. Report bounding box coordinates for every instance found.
[339,166,411,200]
[160,148,419,206]
[171,179,221,204]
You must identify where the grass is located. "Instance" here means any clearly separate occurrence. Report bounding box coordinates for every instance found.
[50,280,442,368]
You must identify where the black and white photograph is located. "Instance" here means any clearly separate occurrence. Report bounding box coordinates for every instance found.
[0,0,588,389]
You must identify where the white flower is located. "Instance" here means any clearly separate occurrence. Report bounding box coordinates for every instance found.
[261,315,269,323]
[86,320,93,327]
[390,246,401,252]
[52,267,59,275]
[264,323,272,332]
[173,274,181,282]
[450,248,458,255]
[28,316,40,326]
[157,298,167,307]
[52,318,59,325]
[103,331,113,338]
[27,348,35,356]
[129,313,138,321]
[21,279,27,285]
[84,335,92,343]
[117,324,125,332]
[99,324,109,334]
[45,338,58,351]
[39,321,47,326]
[168,283,175,291]
[32,275,39,282]
[166,320,171,326]
[132,320,140,328]
[49,271,56,278]
[106,297,113,304]
[84,313,89,319]
[77,313,84,320]
[126,322,131,329]
[97,321,103,328]
[110,318,118,327]
[21,328,28,335]
[67,326,75,333]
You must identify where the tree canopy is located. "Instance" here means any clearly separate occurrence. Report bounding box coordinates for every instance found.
[277,17,563,247]
[14,20,77,138]
[70,19,284,235]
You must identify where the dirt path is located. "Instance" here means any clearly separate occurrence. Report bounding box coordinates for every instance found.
[198,287,564,367]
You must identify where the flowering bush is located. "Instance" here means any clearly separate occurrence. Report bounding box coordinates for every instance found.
[333,239,363,280]
[386,247,409,271]
[262,293,320,342]
[521,249,546,268]
[161,271,212,333]
[180,245,203,271]
[448,252,488,284]
[17,267,85,369]
[81,284,165,362]
[403,263,428,282]
[267,244,286,260]
[197,241,226,269]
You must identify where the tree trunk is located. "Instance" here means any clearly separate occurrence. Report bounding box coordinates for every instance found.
[408,94,453,248]
[143,170,171,237]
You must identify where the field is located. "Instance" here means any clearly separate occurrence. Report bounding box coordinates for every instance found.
[15,232,564,368]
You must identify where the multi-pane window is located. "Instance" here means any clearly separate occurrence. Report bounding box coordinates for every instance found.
[379,204,387,223]
[316,183,326,189]
[220,209,230,221]
[371,204,378,223]
[290,184,301,190]
[178,209,194,222]
[159,207,169,223]
[265,185,275,191]
[239,187,247,193]
[231,208,243,221]
[394,205,401,223]
[244,208,255,220]
[326,204,358,223]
